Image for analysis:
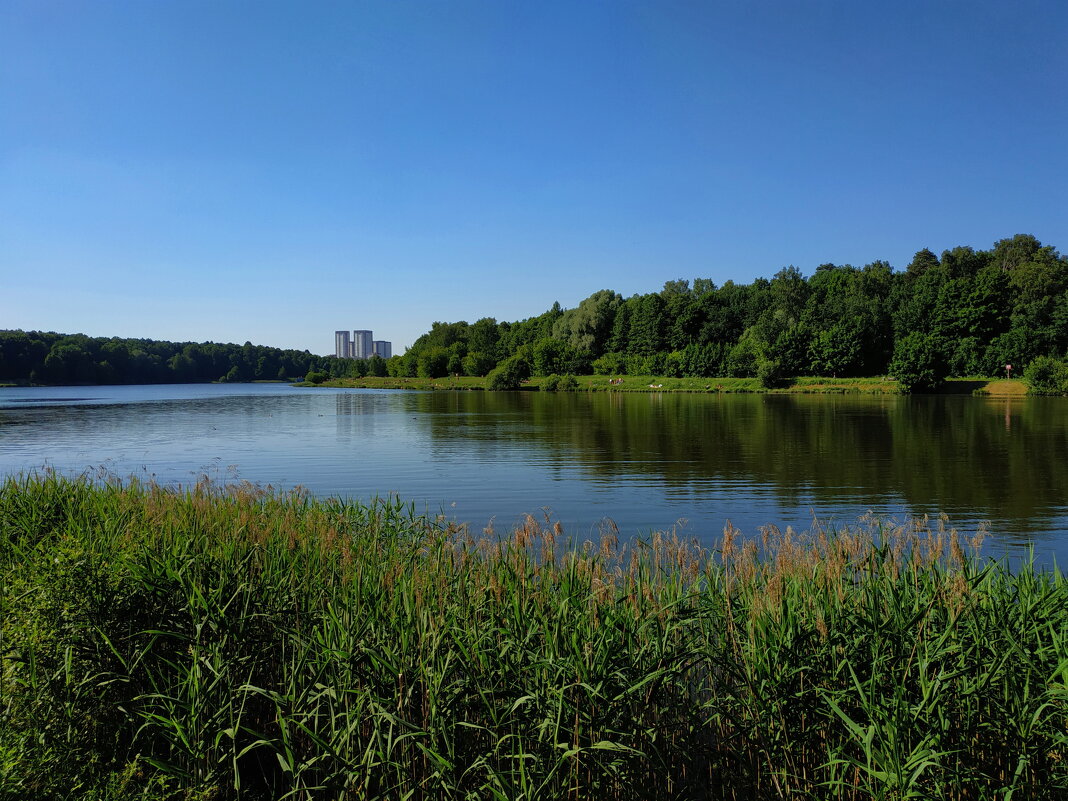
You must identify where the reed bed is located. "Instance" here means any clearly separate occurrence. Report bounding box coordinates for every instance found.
[1,473,1065,800]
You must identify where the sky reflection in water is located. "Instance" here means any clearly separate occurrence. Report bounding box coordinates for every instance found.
[1,384,1065,567]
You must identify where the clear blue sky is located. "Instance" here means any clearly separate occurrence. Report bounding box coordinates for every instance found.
[2,0,1066,354]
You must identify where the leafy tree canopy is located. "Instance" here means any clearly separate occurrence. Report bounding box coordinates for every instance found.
[7,235,1064,394]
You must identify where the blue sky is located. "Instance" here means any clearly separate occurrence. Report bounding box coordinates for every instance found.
[2,0,1066,354]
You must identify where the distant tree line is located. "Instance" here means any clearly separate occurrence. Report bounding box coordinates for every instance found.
[389,234,1068,391]
[0,332,387,385]
[5,234,1066,391]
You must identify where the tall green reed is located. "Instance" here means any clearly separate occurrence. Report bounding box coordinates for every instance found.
[1,473,1065,800]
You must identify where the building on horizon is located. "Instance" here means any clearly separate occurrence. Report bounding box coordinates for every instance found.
[334,330,352,359]
[334,330,390,360]
[353,330,373,360]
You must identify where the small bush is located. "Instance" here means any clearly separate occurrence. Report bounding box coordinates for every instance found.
[724,339,759,378]
[304,371,328,384]
[888,333,949,393]
[756,357,786,389]
[417,347,450,379]
[487,356,530,391]
[1024,356,1068,395]
[591,352,626,375]
[542,374,579,391]
[661,351,684,378]
[462,351,496,377]
[625,352,665,376]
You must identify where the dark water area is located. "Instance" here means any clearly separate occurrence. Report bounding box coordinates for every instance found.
[1,384,1065,565]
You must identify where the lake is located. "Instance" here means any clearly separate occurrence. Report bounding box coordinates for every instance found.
[1,383,1066,565]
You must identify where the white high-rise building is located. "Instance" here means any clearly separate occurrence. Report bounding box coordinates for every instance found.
[334,330,352,359]
[353,330,373,360]
[335,329,388,359]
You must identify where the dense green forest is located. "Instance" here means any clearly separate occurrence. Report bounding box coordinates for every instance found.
[390,233,1068,391]
[4,234,1067,391]
[0,331,388,385]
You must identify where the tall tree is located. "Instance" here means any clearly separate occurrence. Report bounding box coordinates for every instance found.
[627,294,666,355]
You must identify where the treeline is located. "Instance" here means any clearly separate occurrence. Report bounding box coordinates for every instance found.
[0,331,382,385]
[391,233,1068,391]
[6,234,1066,390]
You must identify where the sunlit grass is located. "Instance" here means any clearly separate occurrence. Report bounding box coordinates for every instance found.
[304,374,1033,396]
[313,374,907,394]
[2,473,1065,799]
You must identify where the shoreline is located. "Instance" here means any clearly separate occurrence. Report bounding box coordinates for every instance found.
[0,375,1033,396]
[299,374,1031,396]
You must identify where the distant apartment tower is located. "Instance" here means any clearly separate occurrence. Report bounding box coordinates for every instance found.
[335,329,389,359]
[352,330,373,359]
[334,330,352,359]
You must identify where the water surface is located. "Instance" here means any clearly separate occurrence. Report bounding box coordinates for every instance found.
[1,384,1065,564]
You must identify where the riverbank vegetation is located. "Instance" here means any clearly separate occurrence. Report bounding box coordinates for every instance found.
[0,332,363,386]
[389,233,1068,394]
[301,373,1030,396]
[1024,356,1068,395]
[2,474,1066,799]
[4,235,1066,394]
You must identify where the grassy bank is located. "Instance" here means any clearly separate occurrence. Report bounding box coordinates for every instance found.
[2,475,1066,800]
[301,375,1028,396]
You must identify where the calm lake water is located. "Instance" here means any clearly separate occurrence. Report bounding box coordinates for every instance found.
[1,383,1066,565]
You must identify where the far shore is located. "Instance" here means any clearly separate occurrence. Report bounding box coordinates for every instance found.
[298,374,1031,396]
[0,375,1031,396]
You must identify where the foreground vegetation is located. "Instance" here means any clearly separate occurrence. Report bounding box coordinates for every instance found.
[2,475,1066,800]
